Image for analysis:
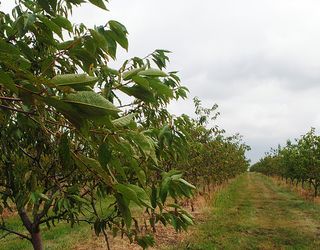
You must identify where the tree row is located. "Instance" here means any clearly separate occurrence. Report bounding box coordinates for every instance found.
[250,128,320,196]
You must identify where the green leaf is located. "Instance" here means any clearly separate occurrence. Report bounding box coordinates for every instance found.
[42,97,88,132]
[119,85,154,103]
[109,20,128,35]
[51,74,98,88]
[52,16,73,32]
[114,183,140,206]
[131,161,146,185]
[132,76,150,89]
[98,143,111,168]
[178,178,196,190]
[149,79,173,97]
[116,194,132,228]
[64,91,121,116]
[0,71,18,93]
[36,0,52,12]
[127,184,151,208]
[129,132,158,164]
[69,195,90,205]
[90,29,108,51]
[0,40,20,55]
[136,235,155,249]
[181,213,194,226]
[58,133,73,168]
[159,177,170,204]
[72,153,112,185]
[123,67,144,80]
[138,68,167,77]
[99,30,117,58]
[38,15,63,38]
[108,21,128,50]
[88,0,108,10]
[111,113,135,127]
[151,186,157,209]
[23,13,36,29]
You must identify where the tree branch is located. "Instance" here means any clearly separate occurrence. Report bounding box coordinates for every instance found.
[0,96,22,102]
[0,104,35,115]
[0,225,31,241]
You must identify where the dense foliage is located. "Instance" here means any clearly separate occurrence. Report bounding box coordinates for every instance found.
[0,1,249,249]
[250,128,320,197]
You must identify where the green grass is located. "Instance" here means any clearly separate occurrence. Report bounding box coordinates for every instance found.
[2,174,320,250]
[175,173,320,250]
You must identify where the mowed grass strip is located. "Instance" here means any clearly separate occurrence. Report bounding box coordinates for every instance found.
[175,173,320,250]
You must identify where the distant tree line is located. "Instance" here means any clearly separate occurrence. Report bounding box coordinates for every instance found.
[250,128,320,197]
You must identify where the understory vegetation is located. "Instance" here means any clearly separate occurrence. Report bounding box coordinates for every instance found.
[0,1,250,249]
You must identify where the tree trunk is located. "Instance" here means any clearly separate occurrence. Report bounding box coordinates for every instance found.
[31,229,43,250]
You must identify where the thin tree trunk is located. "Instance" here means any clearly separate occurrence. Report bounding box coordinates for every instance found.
[31,230,43,250]
[18,209,43,250]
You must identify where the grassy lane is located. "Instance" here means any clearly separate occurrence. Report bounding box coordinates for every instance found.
[179,173,320,250]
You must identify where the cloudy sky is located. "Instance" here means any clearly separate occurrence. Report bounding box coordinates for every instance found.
[4,0,320,162]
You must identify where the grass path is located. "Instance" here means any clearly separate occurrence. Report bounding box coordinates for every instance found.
[179,173,320,250]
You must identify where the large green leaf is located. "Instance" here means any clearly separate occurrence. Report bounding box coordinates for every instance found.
[98,143,111,168]
[0,71,18,93]
[149,79,173,97]
[51,74,98,88]
[138,68,167,77]
[90,29,108,51]
[88,0,108,10]
[128,132,158,164]
[116,194,132,228]
[108,20,128,50]
[73,153,111,185]
[115,183,140,205]
[52,16,73,32]
[42,96,88,132]
[132,76,150,89]
[123,67,144,80]
[119,85,154,103]
[58,133,73,168]
[0,40,20,55]
[111,113,135,127]
[38,15,63,38]
[127,184,152,208]
[64,91,121,116]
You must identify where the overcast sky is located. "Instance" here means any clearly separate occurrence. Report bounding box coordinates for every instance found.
[4,0,320,162]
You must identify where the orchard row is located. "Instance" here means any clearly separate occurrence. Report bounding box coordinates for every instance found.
[251,128,320,197]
